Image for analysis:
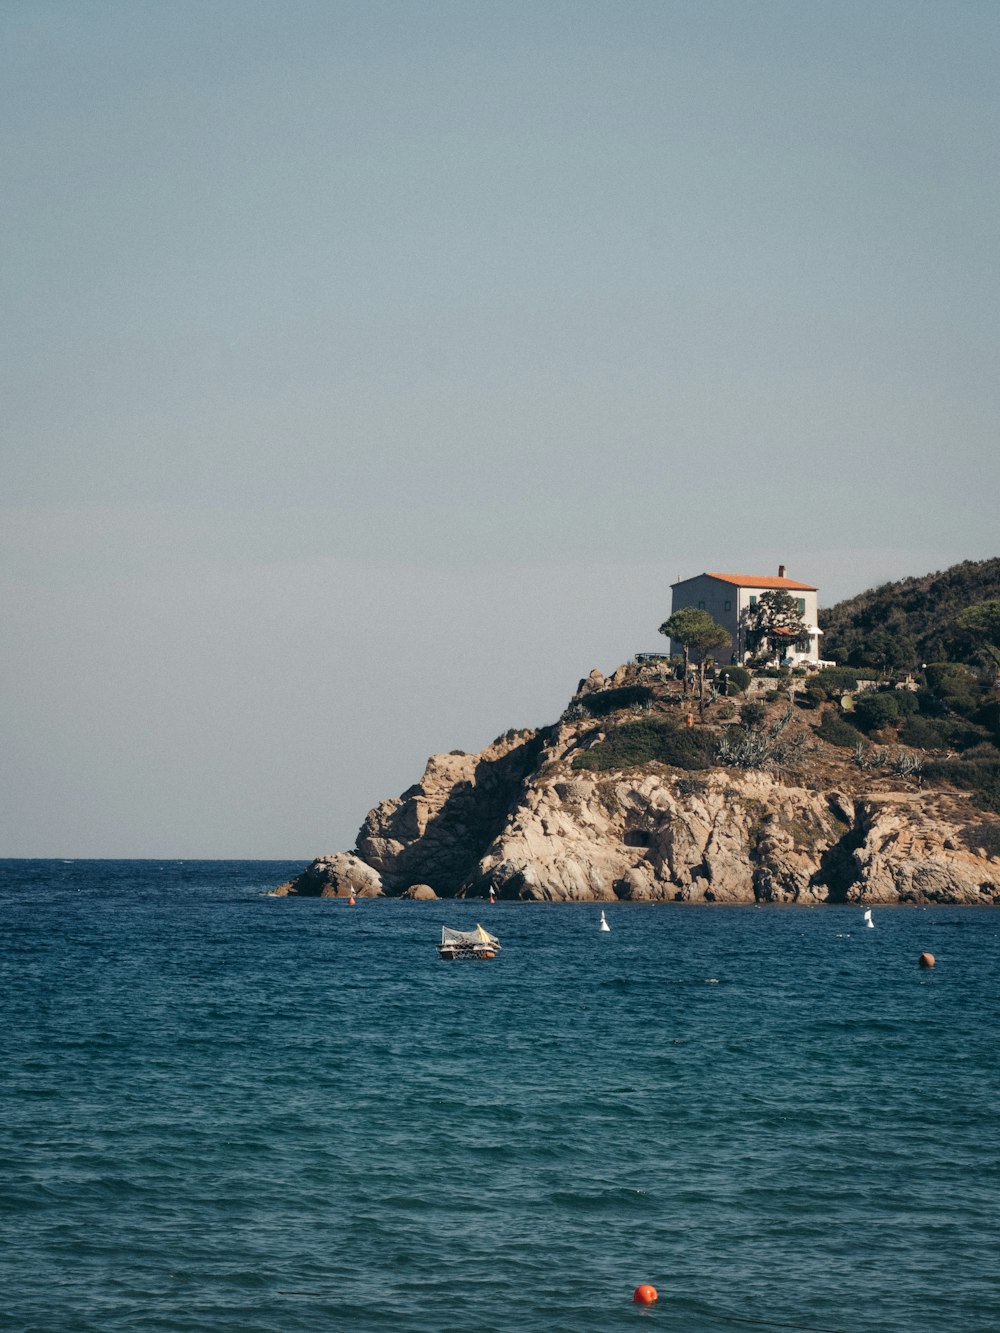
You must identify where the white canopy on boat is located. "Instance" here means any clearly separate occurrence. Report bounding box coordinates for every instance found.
[440,924,500,948]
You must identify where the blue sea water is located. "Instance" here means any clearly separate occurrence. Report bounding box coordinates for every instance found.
[1,860,998,1333]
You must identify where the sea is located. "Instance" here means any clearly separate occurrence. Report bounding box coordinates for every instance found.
[1,859,998,1333]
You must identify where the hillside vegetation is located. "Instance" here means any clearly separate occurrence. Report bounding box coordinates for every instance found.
[819,557,1000,668]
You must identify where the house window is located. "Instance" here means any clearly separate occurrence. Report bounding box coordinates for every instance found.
[797,599,806,615]
[698,600,705,609]
[724,600,732,612]
[749,595,757,608]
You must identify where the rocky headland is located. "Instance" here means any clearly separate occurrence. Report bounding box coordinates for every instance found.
[275,661,1000,905]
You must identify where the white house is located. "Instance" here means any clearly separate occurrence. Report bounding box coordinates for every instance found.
[669,565,826,666]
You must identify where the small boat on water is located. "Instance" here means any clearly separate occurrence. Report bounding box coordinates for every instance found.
[438,924,501,961]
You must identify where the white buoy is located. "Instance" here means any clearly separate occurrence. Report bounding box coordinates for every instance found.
[864,908,874,929]
[599,910,611,932]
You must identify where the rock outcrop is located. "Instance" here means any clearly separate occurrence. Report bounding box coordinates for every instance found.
[354,729,549,895]
[274,852,383,898]
[277,665,1000,906]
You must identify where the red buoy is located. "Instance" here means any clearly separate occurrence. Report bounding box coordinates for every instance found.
[919,951,935,969]
[633,1284,658,1304]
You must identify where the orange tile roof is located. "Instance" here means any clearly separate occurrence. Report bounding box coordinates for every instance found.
[703,572,817,591]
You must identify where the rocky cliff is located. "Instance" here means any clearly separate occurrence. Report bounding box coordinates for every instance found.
[275,664,1000,906]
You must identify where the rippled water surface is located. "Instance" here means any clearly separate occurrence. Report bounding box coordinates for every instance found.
[2,859,999,1332]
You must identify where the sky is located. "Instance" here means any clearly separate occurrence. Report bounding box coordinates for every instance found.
[2,0,998,858]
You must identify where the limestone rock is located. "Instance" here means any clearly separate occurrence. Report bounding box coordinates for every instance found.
[401,883,438,899]
[579,668,605,695]
[847,797,1000,905]
[354,729,548,895]
[274,853,383,898]
[277,667,1000,907]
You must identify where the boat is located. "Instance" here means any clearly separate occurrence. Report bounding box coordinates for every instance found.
[438,924,501,961]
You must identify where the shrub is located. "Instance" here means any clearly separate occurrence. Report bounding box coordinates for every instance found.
[578,684,654,719]
[716,723,809,771]
[892,750,924,778]
[853,742,888,770]
[717,665,751,694]
[717,729,774,769]
[571,717,716,772]
[818,667,859,695]
[974,694,1000,739]
[853,691,902,733]
[900,714,992,751]
[741,701,767,729]
[960,742,1000,763]
[816,711,865,749]
[922,754,1000,794]
[959,822,1000,856]
[925,662,980,716]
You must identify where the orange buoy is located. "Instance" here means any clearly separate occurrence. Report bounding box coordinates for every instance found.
[349,894,356,905]
[919,951,935,968]
[633,1284,658,1304]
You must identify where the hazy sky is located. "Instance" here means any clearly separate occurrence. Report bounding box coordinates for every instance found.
[3,1,998,857]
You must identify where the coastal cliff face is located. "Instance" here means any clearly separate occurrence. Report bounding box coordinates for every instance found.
[276,669,1000,906]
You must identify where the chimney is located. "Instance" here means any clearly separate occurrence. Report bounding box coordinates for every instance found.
[777,564,786,578]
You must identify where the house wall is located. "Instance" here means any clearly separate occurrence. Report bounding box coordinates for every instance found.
[670,577,821,663]
[669,575,740,661]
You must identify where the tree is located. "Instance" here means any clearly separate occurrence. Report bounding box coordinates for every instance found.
[954,600,1000,673]
[746,590,808,662]
[847,626,916,673]
[659,608,731,701]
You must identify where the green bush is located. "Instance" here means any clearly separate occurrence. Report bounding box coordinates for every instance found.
[818,667,859,694]
[960,822,1000,856]
[974,694,1000,739]
[572,717,716,772]
[717,665,751,694]
[853,691,902,732]
[741,701,767,729]
[799,683,826,709]
[974,780,1000,814]
[579,684,654,719]
[900,714,992,752]
[817,711,865,748]
[925,662,980,716]
[922,753,1000,794]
